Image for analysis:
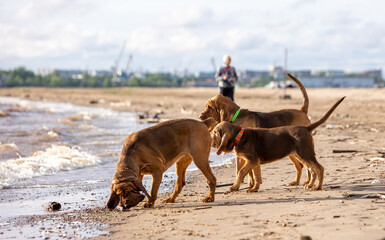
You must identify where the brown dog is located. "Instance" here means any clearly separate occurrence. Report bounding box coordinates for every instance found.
[212,97,345,192]
[200,73,311,187]
[107,118,218,210]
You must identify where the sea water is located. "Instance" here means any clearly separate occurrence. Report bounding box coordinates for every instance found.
[0,97,234,220]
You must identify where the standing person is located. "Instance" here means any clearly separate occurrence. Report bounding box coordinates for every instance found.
[215,55,238,101]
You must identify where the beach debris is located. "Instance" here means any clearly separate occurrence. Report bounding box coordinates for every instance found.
[332,149,359,153]
[193,206,212,210]
[336,113,350,119]
[371,180,382,184]
[343,193,385,199]
[300,235,313,240]
[326,124,343,129]
[181,106,193,115]
[89,100,98,104]
[110,100,131,107]
[216,183,234,188]
[367,157,385,163]
[137,112,160,124]
[361,194,385,199]
[260,231,275,236]
[48,202,61,211]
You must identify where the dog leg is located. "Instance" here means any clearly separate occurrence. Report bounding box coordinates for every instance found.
[304,168,316,190]
[299,153,324,191]
[288,155,303,186]
[163,157,192,203]
[247,164,262,192]
[309,159,324,191]
[236,156,243,175]
[237,157,255,187]
[302,169,311,187]
[143,170,163,208]
[229,161,254,192]
[193,156,216,202]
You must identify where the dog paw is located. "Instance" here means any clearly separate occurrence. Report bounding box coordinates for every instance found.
[228,186,239,192]
[162,198,175,203]
[302,181,310,187]
[246,188,259,193]
[142,201,154,208]
[202,196,214,202]
[310,186,322,191]
[289,181,299,186]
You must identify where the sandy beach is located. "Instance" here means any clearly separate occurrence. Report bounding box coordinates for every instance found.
[1,86,385,240]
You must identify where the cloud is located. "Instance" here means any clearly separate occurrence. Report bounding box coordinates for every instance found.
[222,29,264,50]
[158,6,214,28]
[126,27,203,53]
[1,1,385,74]
[13,0,93,22]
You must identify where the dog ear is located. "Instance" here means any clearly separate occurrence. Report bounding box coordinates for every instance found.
[220,107,230,122]
[217,133,232,155]
[133,179,154,202]
[107,188,120,210]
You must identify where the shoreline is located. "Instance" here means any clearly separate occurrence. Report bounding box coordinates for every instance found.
[1,87,385,239]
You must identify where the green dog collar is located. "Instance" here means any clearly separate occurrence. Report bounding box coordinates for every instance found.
[230,108,241,123]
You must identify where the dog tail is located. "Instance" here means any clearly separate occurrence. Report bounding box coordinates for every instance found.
[307,97,346,132]
[202,117,218,132]
[286,72,309,114]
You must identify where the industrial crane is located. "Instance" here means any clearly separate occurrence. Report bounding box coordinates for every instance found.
[111,40,126,82]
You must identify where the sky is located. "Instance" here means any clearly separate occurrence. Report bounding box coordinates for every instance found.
[1,0,385,75]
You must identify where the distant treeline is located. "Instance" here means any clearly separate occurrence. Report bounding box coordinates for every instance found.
[0,67,195,88]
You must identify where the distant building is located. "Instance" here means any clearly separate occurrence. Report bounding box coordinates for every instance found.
[89,70,112,77]
[300,76,374,88]
[325,70,344,77]
[268,65,284,80]
[362,69,382,79]
[238,70,269,83]
[313,70,345,78]
[288,70,311,77]
[34,69,111,80]
[194,71,215,80]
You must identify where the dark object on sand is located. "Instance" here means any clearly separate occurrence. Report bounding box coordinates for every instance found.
[332,149,359,153]
[216,183,234,188]
[279,94,291,99]
[137,112,160,124]
[300,236,312,240]
[89,100,98,104]
[48,202,61,211]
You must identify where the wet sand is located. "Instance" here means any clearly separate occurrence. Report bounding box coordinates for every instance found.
[1,87,385,239]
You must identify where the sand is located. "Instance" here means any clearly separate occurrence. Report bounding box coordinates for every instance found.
[1,87,385,240]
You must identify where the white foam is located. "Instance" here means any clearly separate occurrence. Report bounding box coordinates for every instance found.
[0,145,100,187]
